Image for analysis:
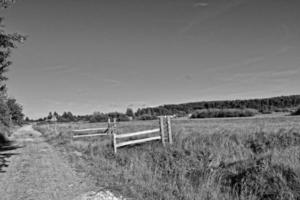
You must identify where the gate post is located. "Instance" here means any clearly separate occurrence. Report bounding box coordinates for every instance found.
[159,116,165,147]
[112,118,117,154]
[167,116,173,144]
[108,118,111,134]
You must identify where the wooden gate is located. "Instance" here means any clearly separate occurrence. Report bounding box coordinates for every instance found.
[112,116,173,154]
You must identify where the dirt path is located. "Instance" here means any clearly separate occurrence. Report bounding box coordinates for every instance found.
[0,125,125,200]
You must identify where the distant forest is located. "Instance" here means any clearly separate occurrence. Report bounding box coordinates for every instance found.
[34,95,300,123]
[135,95,300,117]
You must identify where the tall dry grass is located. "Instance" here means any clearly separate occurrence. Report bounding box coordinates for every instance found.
[35,115,300,200]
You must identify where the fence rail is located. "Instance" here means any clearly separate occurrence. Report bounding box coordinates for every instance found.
[112,116,172,153]
[116,136,162,148]
[72,119,113,138]
[115,128,160,139]
[73,133,108,138]
[71,116,173,153]
[73,127,107,133]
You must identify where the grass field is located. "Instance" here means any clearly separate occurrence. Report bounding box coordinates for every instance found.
[35,114,300,200]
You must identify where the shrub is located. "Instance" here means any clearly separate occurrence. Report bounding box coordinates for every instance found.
[190,108,258,119]
[291,107,300,116]
[7,98,24,125]
[108,112,130,121]
[137,114,158,121]
[214,158,300,200]
[0,124,10,146]
[89,112,108,123]
[0,98,11,127]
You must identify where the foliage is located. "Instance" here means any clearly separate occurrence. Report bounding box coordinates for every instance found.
[135,95,300,117]
[125,108,134,117]
[107,112,130,121]
[89,112,108,123]
[36,111,131,123]
[0,97,10,126]
[137,114,158,121]
[88,112,130,123]
[0,0,25,145]
[291,107,300,116]
[190,108,258,119]
[6,98,24,125]
[59,111,75,122]
[47,112,53,120]
[0,24,25,94]
[0,0,15,8]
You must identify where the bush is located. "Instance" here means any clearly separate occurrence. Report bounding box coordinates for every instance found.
[89,112,130,123]
[137,114,158,121]
[89,112,108,123]
[291,107,300,116]
[214,158,300,200]
[7,98,24,125]
[190,108,258,119]
[108,112,130,122]
[0,122,11,146]
[0,98,11,127]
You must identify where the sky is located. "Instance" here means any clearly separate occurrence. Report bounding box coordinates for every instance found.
[1,0,300,118]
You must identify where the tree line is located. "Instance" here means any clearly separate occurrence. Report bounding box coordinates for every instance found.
[34,95,300,123]
[34,107,160,123]
[135,95,300,117]
[1,0,25,144]
[34,108,136,123]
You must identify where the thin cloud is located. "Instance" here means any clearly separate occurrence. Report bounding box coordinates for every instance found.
[39,65,82,73]
[193,2,209,7]
[220,68,300,83]
[79,71,122,87]
[184,74,193,81]
[211,44,294,74]
[264,68,300,78]
[206,55,267,74]
[42,65,69,71]
[103,78,121,86]
[75,88,89,96]
[275,45,294,55]
[127,101,149,109]
[179,0,248,35]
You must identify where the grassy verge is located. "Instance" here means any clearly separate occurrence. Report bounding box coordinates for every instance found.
[35,117,300,200]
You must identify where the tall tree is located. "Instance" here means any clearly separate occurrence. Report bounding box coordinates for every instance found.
[47,112,53,120]
[6,98,24,125]
[1,2,25,95]
[1,0,25,142]
[125,108,134,117]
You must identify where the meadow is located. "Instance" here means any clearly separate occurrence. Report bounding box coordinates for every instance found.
[35,114,300,200]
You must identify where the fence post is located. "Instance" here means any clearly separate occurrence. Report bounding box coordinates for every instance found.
[113,118,117,129]
[108,118,111,134]
[167,116,173,144]
[159,116,165,147]
[112,118,117,154]
[113,131,117,154]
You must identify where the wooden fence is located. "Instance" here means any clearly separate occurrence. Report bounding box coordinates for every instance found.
[72,116,173,154]
[72,118,114,138]
[112,116,172,154]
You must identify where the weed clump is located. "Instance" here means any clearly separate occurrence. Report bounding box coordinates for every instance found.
[212,158,300,200]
